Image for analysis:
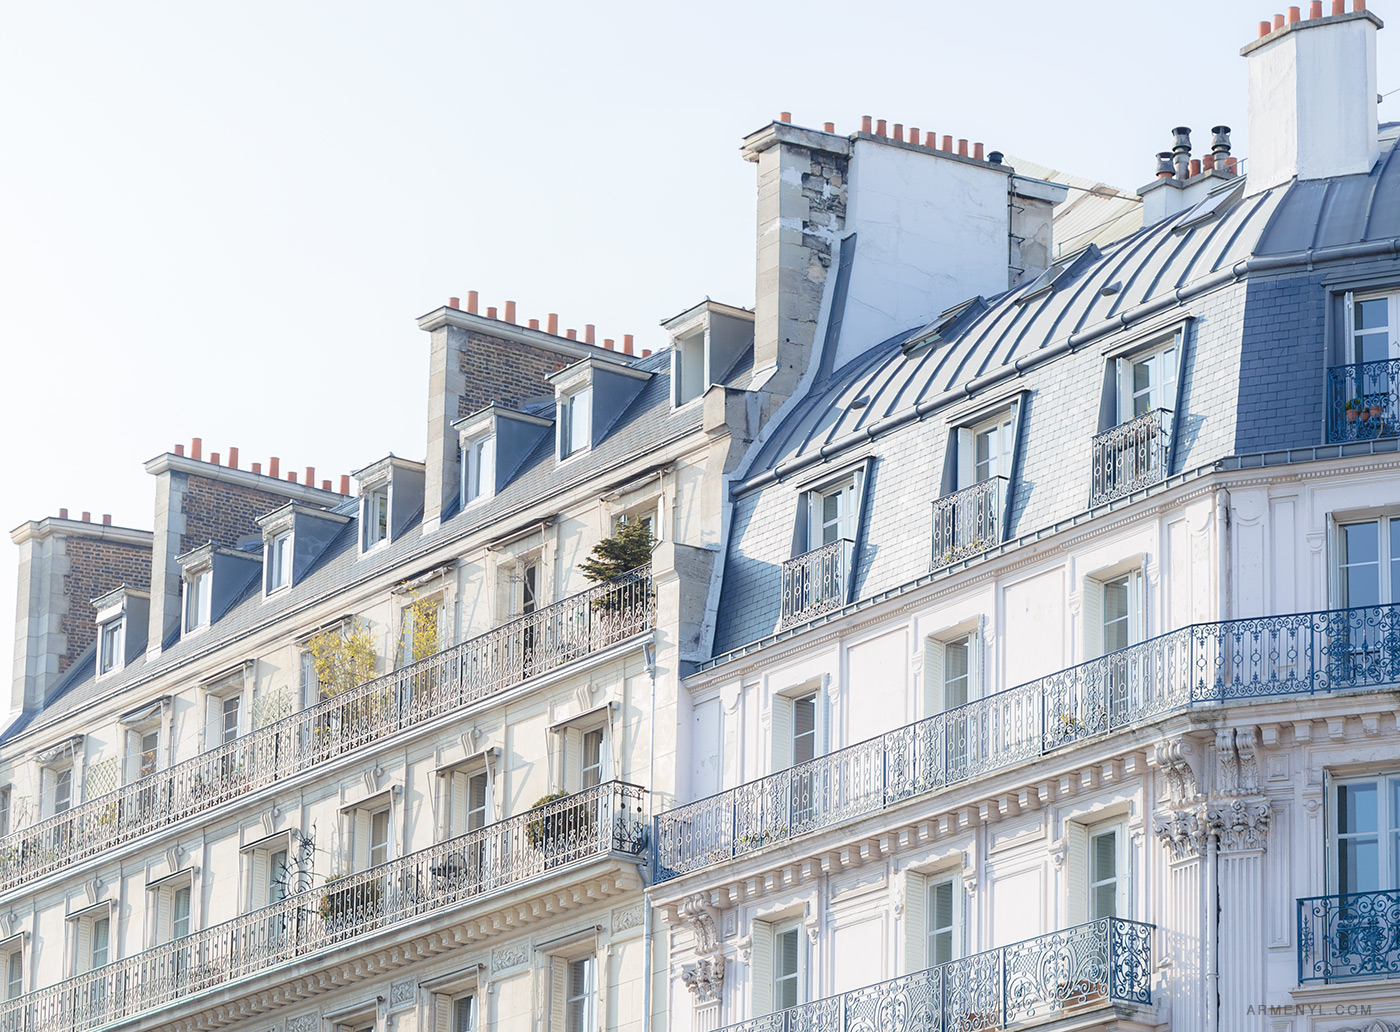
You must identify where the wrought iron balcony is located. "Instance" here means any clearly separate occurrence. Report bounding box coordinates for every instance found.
[1299,888,1400,983]
[0,781,646,1032]
[0,567,653,895]
[1327,359,1400,442]
[1088,408,1172,507]
[931,477,1006,571]
[655,600,1400,880]
[780,539,853,628]
[722,918,1152,1032]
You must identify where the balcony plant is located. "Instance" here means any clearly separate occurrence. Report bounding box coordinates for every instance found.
[318,873,382,924]
[1346,398,1363,422]
[526,791,595,868]
[578,519,655,614]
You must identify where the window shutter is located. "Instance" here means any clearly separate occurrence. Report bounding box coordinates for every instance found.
[750,919,775,1017]
[923,637,945,717]
[1130,568,1147,644]
[970,622,985,700]
[564,728,584,794]
[771,697,795,771]
[469,773,488,827]
[1066,821,1089,926]
[1082,578,1104,660]
[956,429,975,491]
[40,769,53,817]
[904,871,928,972]
[433,993,453,1032]
[354,809,372,872]
[156,887,172,945]
[75,919,91,975]
[549,955,568,1032]
[250,849,270,910]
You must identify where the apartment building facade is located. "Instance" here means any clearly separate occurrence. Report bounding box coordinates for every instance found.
[6,6,1400,1032]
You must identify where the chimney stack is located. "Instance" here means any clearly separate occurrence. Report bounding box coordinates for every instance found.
[1242,2,1381,192]
[1172,127,1192,180]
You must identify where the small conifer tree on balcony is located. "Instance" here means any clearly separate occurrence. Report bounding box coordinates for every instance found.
[578,517,655,583]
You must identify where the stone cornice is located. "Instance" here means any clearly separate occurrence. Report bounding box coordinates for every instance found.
[9,517,153,548]
[143,453,346,504]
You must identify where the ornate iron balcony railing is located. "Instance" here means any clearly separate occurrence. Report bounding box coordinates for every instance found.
[1298,888,1400,983]
[0,781,646,1032]
[0,567,653,895]
[1088,408,1172,507]
[655,600,1400,880]
[931,477,1006,571]
[1327,359,1400,442]
[721,918,1152,1032]
[780,539,853,628]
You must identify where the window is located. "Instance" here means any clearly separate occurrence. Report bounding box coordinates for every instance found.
[1337,518,1400,608]
[300,649,322,708]
[581,729,604,790]
[369,809,390,868]
[809,480,855,549]
[1089,827,1121,920]
[92,916,109,967]
[267,531,292,592]
[53,768,73,815]
[183,568,211,632]
[1332,775,1400,895]
[774,924,802,1011]
[675,331,706,406]
[98,619,122,676]
[1084,568,1145,660]
[1117,343,1177,422]
[923,628,981,718]
[138,731,159,778]
[771,688,822,772]
[151,878,194,945]
[0,787,11,838]
[927,877,958,966]
[362,487,389,551]
[792,693,817,765]
[560,388,592,458]
[566,956,595,1032]
[2,943,21,1000]
[463,434,495,505]
[221,696,242,746]
[244,837,294,911]
[1344,291,1400,366]
[1068,818,1128,925]
[73,911,112,973]
[957,413,1015,490]
[452,994,478,1032]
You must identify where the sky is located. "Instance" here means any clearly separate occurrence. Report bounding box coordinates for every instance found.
[2,0,1398,697]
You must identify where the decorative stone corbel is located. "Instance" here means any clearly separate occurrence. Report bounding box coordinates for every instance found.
[736,936,752,963]
[1152,737,1200,807]
[677,894,722,956]
[1047,836,1067,870]
[803,903,819,945]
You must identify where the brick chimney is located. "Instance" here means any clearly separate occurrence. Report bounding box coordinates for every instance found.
[1242,4,1382,192]
[10,516,153,713]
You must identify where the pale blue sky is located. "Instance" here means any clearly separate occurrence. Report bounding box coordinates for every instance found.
[3,1,1397,692]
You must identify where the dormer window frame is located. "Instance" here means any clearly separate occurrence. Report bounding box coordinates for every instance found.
[559,385,593,461]
[662,299,755,409]
[673,328,707,408]
[461,430,496,508]
[97,616,124,678]
[361,485,390,554]
[266,527,293,594]
[92,586,147,680]
[182,561,213,635]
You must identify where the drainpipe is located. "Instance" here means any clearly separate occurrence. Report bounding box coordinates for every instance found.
[641,639,658,1032]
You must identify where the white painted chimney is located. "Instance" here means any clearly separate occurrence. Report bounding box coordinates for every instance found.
[1242,4,1381,193]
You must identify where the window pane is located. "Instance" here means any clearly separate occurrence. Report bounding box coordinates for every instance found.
[6,951,20,999]
[776,928,799,1009]
[1103,576,1131,653]
[454,997,476,1032]
[1339,783,1379,834]
[1093,830,1117,881]
[1355,297,1389,331]
[793,694,817,764]
[1340,836,1380,894]
[1094,882,1117,920]
[270,849,289,903]
[944,639,970,708]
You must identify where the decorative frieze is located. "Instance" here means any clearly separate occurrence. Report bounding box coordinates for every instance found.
[491,940,529,973]
[286,1014,319,1032]
[611,903,644,934]
[389,978,416,1009]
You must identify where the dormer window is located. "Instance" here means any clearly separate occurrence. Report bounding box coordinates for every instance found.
[362,487,389,551]
[560,387,592,458]
[662,300,755,408]
[675,331,705,405]
[463,433,495,506]
[267,530,292,592]
[98,619,123,676]
[183,567,211,633]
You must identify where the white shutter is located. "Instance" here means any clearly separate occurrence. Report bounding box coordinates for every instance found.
[1130,568,1147,644]
[969,624,984,701]
[750,920,775,1017]
[956,429,975,491]
[564,729,584,794]
[1115,358,1131,423]
[75,919,91,975]
[1082,579,1104,660]
[250,849,270,910]
[433,993,453,1032]
[549,956,568,1032]
[923,637,945,717]
[40,770,53,817]
[904,871,928,972]
[156,886,172,945]
[1066,821,1089,926]
[771,697,795,771]
[354,809,372,872]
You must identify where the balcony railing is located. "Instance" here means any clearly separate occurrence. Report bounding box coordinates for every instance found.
[0,781,646,1032]
[722,918,1152,1032]
[780,539,853,628]
[1328,359,1400,442]
[1298,888,1400,983]
[655,600,1400,880]
[1089,408,1172,507]
[931,477,1006,571]
[0,567,653,895]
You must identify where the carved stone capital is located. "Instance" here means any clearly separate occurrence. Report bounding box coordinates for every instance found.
[1154,808,1210,861]
[681,957,725,1004]
[1208,796,1271,853]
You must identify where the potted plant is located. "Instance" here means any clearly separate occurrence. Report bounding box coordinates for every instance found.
[1346,398,1363,422]
[526,791,594,868]
[318,873,381,926]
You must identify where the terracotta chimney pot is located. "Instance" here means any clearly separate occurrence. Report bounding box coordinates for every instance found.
[191,437,202,461]
[467,290,479,314]
[269,456,280,478]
